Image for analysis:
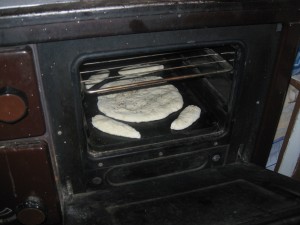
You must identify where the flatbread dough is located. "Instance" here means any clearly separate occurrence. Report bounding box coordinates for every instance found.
[118,64,164,77]
[92,115,141,139]
[97,76,183,123]
[84,70,109,89]
[171,105,201,130]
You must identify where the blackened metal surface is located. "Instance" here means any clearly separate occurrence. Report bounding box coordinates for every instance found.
[0,141,61,224]
[110,181,292,225]
[64,163,300,225]
[0,0,299,46]
[36,24,280,193]
[87,142,223,168]
[86,145,227,190]
[106,150,208,185]
[0,46,45,140]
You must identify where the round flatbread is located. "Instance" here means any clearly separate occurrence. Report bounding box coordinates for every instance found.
[118,64,164,77]
[84,70,109,89]
[97,76,183,123]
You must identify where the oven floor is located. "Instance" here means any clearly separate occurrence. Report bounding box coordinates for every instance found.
[64,163,300,225]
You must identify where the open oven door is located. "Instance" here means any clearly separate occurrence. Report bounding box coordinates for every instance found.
[64,163,300,225]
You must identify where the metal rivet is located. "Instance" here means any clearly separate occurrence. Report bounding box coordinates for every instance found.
[98,162,103,167]
[158,152,163,156]
[213,142,218,146]
[212,154,221,162]
[92,177,102,185]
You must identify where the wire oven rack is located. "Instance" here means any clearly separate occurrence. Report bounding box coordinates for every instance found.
[80,48,234,95]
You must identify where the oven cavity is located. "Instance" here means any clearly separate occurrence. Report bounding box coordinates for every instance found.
[79,46,238,157]
[78,45,240,189]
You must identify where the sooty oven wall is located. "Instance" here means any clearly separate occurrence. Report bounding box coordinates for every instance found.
[37,24,280,193]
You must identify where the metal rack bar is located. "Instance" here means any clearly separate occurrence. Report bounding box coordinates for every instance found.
[81,59,229,83]
[82,48,234,95]
[82,48,234,66]
[80,53,221,75]
[86,67,231,94]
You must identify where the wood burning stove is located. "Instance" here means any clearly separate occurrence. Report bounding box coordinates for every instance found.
[0,1,300,224]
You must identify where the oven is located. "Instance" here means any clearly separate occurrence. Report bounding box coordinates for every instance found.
[1,1,300,225]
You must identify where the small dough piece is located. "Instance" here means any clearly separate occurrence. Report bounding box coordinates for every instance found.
[92,115,141,139]
[84,70,109,89]
[97,76,183,123]
[171,105,201,130]
[118,64,164,77]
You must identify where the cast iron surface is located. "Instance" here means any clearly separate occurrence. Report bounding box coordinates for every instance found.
[36,24,279,192]
[85,145,228,191]
[0,0,298,46]
[0,1,299,224]
[64,163,300,225]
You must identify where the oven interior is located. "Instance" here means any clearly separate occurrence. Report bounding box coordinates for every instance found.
[80,45,239,157]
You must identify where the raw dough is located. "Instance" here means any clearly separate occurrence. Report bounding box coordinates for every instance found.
[171,105,201,130]
[84,70,109,89]
[92,115,141,139]
[97,76,183,123]
[118,64,164,77]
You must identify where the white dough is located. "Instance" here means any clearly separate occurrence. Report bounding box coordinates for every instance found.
[92,115,141,139]
[84,70,109,89]
[118,64,164,77]
[171,105,201,130]
[97,76,183,123]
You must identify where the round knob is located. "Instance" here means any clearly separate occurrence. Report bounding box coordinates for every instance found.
[16,196,46,225]
[0,86,27,123]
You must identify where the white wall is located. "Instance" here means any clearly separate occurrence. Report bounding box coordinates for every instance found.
[278,109,300,177]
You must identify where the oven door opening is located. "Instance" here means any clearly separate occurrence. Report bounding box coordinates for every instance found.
[79,45,239,158]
